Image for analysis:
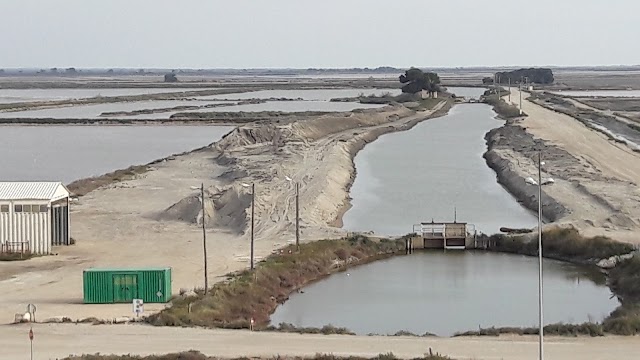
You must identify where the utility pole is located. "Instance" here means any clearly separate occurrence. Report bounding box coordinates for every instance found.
[250,183,255,270]
[537,152,544,360]
[519,77,523,115]
[508,78,511,102]
[29,327,33,360]
[295,182,300,252]
[201,183,208,295]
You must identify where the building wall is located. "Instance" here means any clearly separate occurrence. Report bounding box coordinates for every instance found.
[0,199,51,254]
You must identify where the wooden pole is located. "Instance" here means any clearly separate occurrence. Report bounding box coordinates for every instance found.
[295,182,300,252]
[251,183,255,270]
[201,183,208,295]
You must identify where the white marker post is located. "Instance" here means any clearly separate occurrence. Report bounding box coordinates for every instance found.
[133,299,144,318]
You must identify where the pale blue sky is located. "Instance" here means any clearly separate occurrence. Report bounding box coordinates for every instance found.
[1,0,638,68]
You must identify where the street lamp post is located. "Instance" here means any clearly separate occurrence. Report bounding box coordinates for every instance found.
[242,183,255,270]
[526,153,545,360]
[537,152,544,360]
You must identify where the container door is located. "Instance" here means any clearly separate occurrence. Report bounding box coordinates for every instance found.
[113,274,138,302]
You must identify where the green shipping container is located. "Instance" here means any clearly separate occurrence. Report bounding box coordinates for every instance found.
[83,267,172,304]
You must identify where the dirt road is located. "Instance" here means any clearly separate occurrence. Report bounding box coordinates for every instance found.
[502,88,640,242]
[2,324,639,360]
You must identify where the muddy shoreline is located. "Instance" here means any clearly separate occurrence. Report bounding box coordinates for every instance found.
[483,122,568,222]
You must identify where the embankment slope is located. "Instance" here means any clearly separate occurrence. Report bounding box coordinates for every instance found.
[0,103,448,322]
[493,88,640,243]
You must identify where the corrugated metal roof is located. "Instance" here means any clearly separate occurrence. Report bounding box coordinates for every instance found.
[0,182,70,201]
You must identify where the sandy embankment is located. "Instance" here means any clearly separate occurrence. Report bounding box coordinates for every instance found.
[0,102,448,322]
[487,88,640,243]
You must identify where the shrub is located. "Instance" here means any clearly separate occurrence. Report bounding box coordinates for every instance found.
[484,227,634,262]
[603,304,640,335]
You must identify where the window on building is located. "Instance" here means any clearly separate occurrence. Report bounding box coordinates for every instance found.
[0,205,8,213]
[22,205,32,212]
[39,205,48,212]
[14,205,22,213]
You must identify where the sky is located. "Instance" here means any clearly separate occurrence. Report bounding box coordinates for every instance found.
[1,0,638,69]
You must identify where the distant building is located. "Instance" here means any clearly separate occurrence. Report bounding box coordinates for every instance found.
[0,182,71,254]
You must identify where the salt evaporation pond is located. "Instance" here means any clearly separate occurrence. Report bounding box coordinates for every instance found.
[0,125,233,183]
[0,88,214,104]
[198,88,401,101]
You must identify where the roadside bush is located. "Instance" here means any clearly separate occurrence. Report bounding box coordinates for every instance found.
[482,94,523,118]
[454,323,603,337]
[65,353,454,360]
[609,257,640,302]
[485,227,634,262]
[602,304,640,335]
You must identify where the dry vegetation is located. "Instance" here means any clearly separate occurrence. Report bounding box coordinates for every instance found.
[482,93,524,118]
[146,236,405,329]
[62,352,451,360]
[0,252,34,261]
[67,164,151,196]
[484,227,635,263]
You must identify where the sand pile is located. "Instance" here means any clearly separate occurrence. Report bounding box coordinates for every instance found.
[292,106,412,142]
[157,186,251,234]
[217,125,284,150]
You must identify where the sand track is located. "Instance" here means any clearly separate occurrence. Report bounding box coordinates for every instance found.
[2,324,640,360]
[501,88,640,242]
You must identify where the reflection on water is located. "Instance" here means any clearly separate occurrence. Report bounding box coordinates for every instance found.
[270,251,618,336]
[343,102,537,236]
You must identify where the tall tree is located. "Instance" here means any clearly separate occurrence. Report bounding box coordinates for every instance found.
[399,68,441,96]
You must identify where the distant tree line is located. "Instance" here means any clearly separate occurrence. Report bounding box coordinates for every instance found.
[399,68,441,95]
[494,68,554,84]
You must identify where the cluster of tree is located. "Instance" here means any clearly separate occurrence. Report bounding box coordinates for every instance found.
[494,68,554,84]
[399,68,441,95]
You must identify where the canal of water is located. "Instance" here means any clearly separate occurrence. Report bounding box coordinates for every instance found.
[270,88,619,335]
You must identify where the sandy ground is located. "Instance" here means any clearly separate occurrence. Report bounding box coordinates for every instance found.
[3,324,640,360]
[502,88,640,242]
[0,103,446,323]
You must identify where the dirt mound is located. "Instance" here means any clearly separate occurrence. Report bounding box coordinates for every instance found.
[292,106,412,142]
[217,125,284,150]
[157,187,251,234]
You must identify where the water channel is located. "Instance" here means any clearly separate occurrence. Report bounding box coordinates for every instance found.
[270,88,619,335]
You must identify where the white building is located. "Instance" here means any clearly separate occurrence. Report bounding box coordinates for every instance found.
[0,182,71,254]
